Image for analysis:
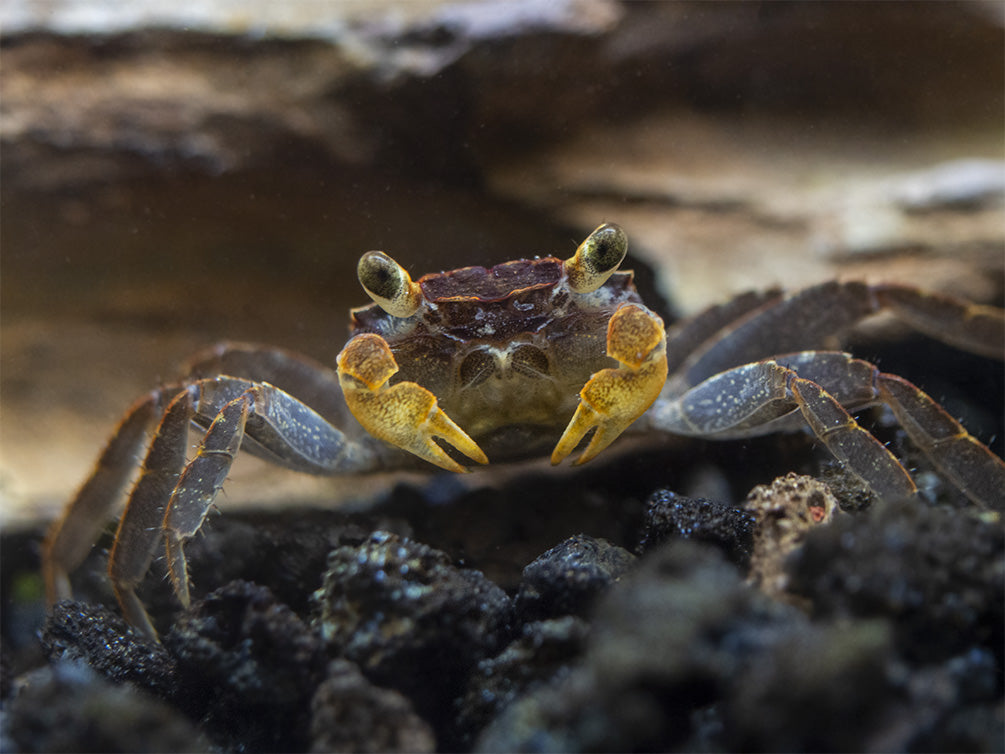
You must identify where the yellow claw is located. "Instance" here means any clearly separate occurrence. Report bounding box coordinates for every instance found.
[551,304,668,465]
[337,333,488,472]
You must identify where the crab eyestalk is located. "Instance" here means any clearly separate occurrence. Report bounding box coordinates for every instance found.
[565,223,629,293]
[358,251,423,318]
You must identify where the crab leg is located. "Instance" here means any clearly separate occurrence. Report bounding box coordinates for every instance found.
[337,333,489,472]
[671,281,1004,392]
[163,376,382,607]
[651,358,917,501]
[42,389,169,604]
[650,352,1005,508]
[665,289,783,377]
[551,303,668,465]
[162,390,251,611]
[874,284,1004,359]
[43,344,388,631]
[776,351,1005,509]
[879,373,1005,510]
[182,341,354,429]
[109,386,198,639]
[105,376,380,639]
[790,377,918,502]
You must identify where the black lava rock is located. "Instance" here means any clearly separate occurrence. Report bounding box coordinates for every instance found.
[312,531,513,746]
[164,580,328,752]
[2,661,206,753]
[180,514,374,616]
[457,616,590,746]
[479,536,1000,752]
[40,600,178,699]
[514,535,636,622]
[638,489,756,565]
[720,619,898,752]
[787,499,1005,663]
[477,542,804,752]
[900,648,1004,752]
[310,659,436,753]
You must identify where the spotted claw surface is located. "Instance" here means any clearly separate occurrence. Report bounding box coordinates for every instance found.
[338,333,488,472]
[551,304,668,465]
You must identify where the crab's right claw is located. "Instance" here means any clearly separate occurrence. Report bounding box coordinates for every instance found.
[552,304,668,465]
[337,333,488,473]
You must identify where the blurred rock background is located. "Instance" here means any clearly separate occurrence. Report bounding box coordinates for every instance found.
[2,0,1003,527]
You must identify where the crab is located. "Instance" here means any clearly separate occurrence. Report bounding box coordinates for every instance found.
[43,223,1005,640]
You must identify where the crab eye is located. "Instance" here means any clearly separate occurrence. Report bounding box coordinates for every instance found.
[358,251,422,318]
[565,223,629,293]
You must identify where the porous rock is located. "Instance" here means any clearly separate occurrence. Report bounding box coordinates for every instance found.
[899,648,1003,752]
[477,537,968,752]
[720,619,896,751]
[312,531,512,744]
[638,489,756,565]
[787,499,1004,662]
[514,534,636,621]
[744,472,838,600]
[477,542,804,752]
[164,580,327,751]
[40,600,178,699]
[310,659,436,754]
[180,514,373,616]
[0,640,11,701]
[457,615,590,746]
[2,661,206,753]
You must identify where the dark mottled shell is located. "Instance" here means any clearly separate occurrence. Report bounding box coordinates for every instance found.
[351,257,637,344]
[419,257,562,302]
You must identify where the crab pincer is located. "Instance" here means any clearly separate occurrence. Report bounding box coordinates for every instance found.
[551,303,668,465]
[337,333,489,472]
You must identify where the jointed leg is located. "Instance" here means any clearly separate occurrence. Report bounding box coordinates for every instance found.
[789,377,917,502]
[163,391,252,610]
[874,284,1004,360]
[778,351,1004,509]
[44,344,381,607]
[183,341,353,428]
[670,281,1005,391]
[879,374,1005,509]
[649,351,1004,509]
[42,388,172,605]
[45,342,389,640]
[107,377,382,639]
[108,386,198,639]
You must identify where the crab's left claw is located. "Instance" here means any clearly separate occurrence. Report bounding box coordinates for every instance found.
[552,303,668,465]
[337,333,488,472]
